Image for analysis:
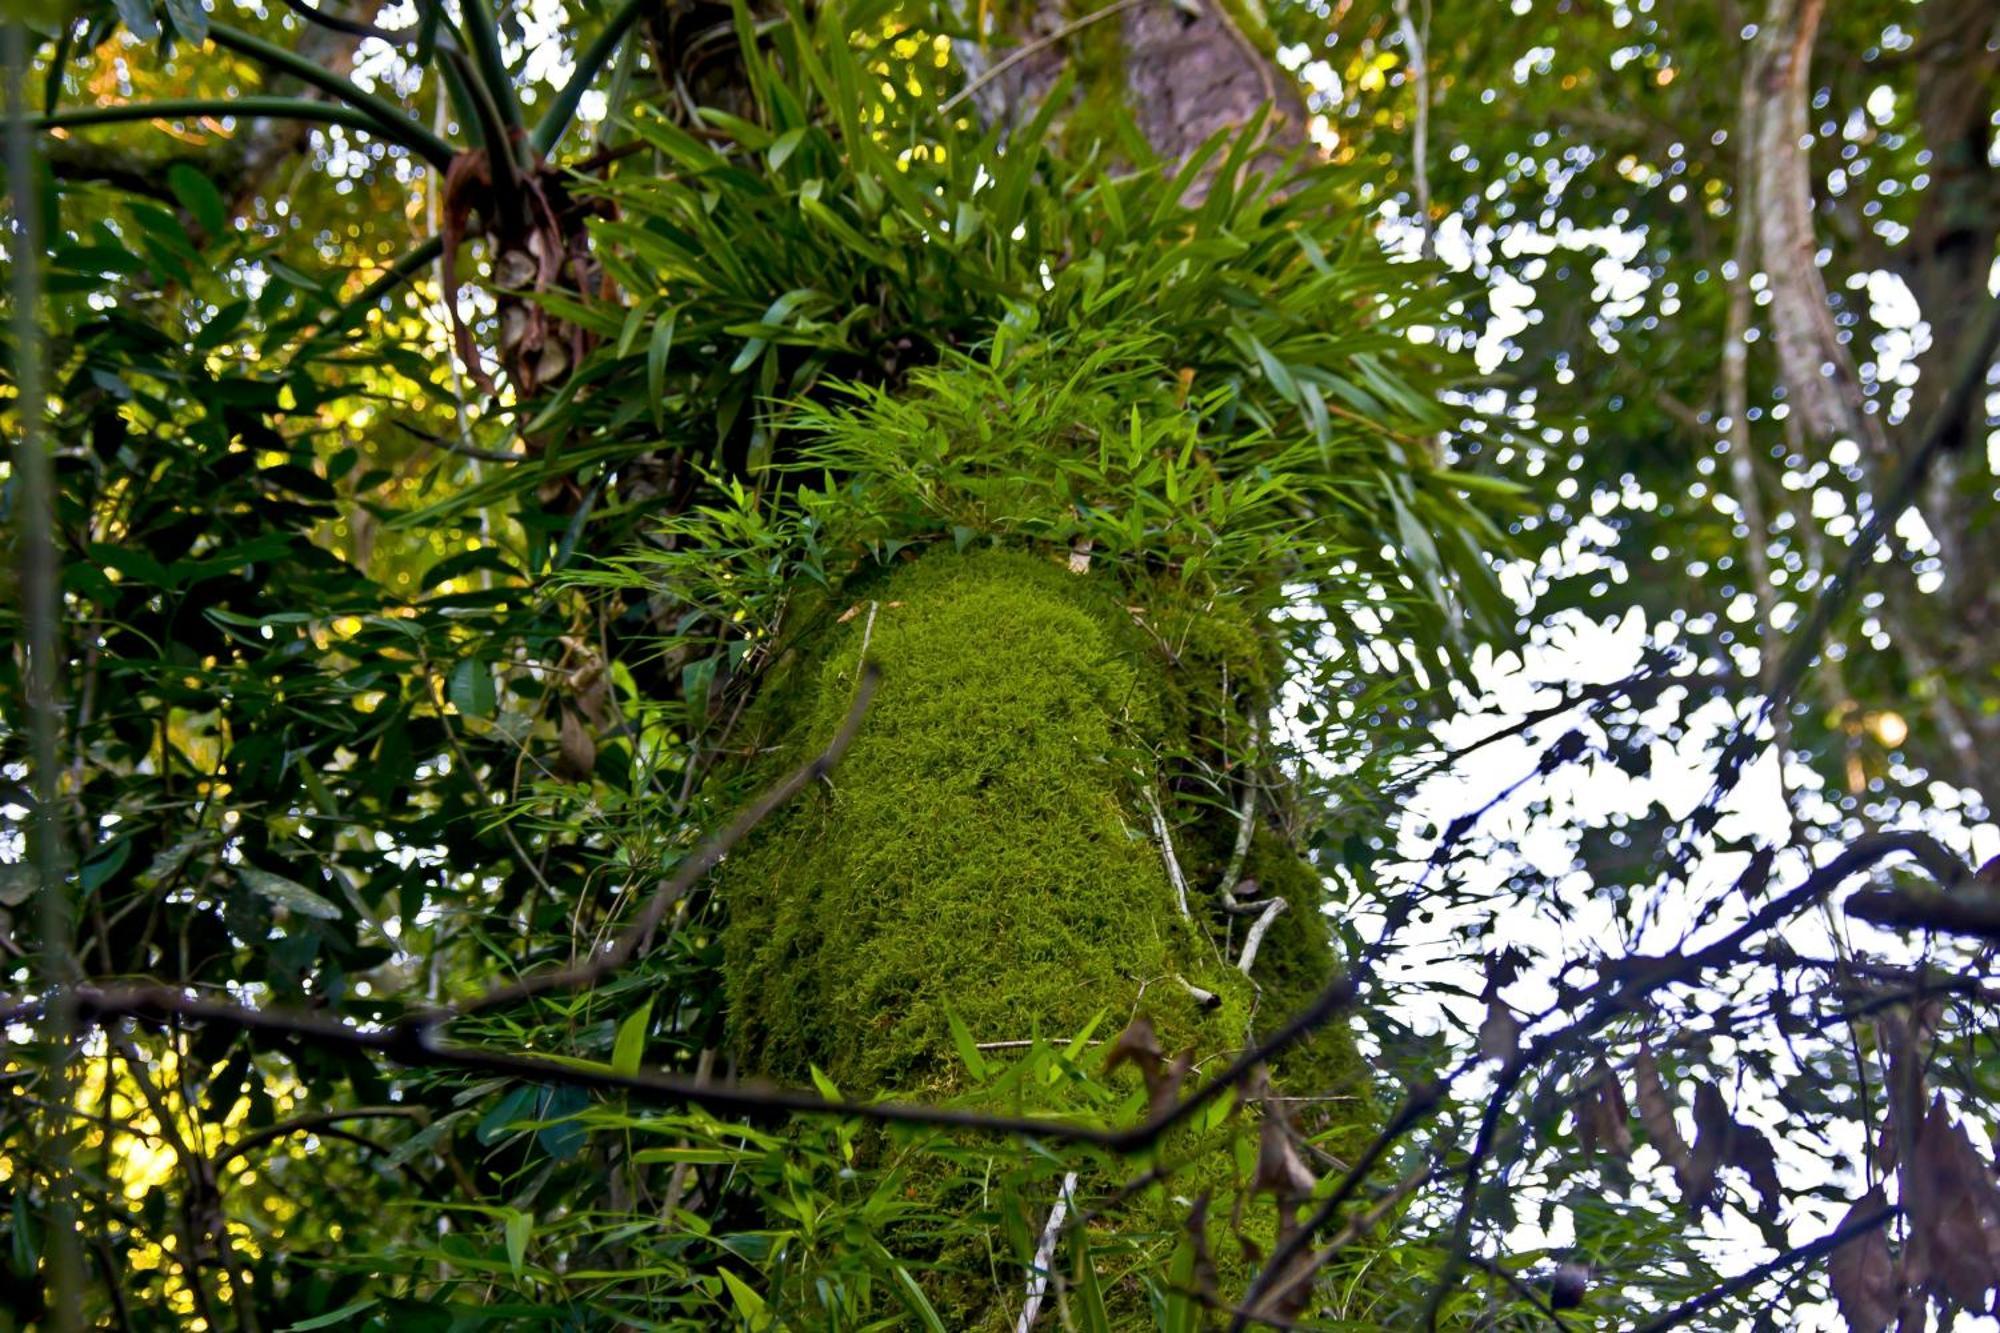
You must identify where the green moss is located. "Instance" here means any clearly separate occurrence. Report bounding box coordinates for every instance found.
[718,544,1378,1321]
[1234,831,1376,1163]
[722,547,1240,1091]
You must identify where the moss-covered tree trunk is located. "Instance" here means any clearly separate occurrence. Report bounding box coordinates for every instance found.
[715,545,1371,1319]
[723,548,1353,1092]
[677,7,1379,1320]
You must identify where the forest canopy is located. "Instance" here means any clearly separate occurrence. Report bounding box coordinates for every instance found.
[1,0,1997,1329]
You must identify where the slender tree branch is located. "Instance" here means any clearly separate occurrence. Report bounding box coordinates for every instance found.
[1631,1204,1899,1333]
[433,664,879,1020]
[940,0,1149,116]
[210,1106,427,1169]
[38,98,453,169]
[7,23,81,1327]
[275,0,411,46]
[1846,883,2000,941]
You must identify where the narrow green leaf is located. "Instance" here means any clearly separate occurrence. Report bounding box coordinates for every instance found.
[283,1301,380,1331]
[503,1208,531,1277]
[647,309,677,428]
[893,1267,948,1333]
[945,1005,989,1080]
[612,998,653,1076]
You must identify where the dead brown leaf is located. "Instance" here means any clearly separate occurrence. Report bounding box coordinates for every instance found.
[1827,1186,1898,1333]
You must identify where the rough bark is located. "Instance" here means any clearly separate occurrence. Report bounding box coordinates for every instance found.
[1748,0,1882,456]
[955,0,1307,183]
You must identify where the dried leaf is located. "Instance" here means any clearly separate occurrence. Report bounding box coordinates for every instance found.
[1151,1051,1193,1120]
[567,651,612,730]
[1104,1016,1164,1084]
[1576,1063,1633,1158]
[1729,1122,1783,1219]
[1632,1046,1694,1191]
[1184,1193,1220,1300]
[1908,1095,2000,1308]
[1252,1113,1317,1204]
[1827,1186,1897,1333]
[1477,995,1520,1064]
[556,706,597,781]
[1686,1081,1733,1207]
[1548,1263,1589,1312]
[439,151,497,396]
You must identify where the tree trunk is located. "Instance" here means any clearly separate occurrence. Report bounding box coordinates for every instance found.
[718,548,1370,1316]
[658,8,1371,1318]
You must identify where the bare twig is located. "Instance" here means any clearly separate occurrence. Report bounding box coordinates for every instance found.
[1631,1203,1899,1333]
[433,664,879,1020]
[1142,785,1194,921]
[941,0,1149,116]
[1237,898,1289,975]
[1016,1171,1078,1331]
[210,1106,427,1169]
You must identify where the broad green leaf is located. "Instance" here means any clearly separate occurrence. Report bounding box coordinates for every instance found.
[161,0,207,41]
[167,162,225,236]
[236,867,342,920]
[111,0,158,40]
[503,1208,531,1277]
[0,862,38,908]
[719,1270,770,1328]
[448,658,496,718]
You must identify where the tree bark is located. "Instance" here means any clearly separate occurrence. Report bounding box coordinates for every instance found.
[955,0,1307,182]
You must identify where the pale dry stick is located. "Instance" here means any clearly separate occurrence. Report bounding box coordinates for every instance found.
[1142,786,1194,921]
[1216,781,1258,901]
[661,1047,716,1220]
[1393,0,1435,261]
[1016,1170,1079,1332]
[1237,898,1289,976]
[855,601,879,677]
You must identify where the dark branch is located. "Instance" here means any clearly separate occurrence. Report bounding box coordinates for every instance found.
[1631,1204,1900,1333]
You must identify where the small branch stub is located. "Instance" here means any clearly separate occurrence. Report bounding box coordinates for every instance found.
[1238,898,1289,975]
